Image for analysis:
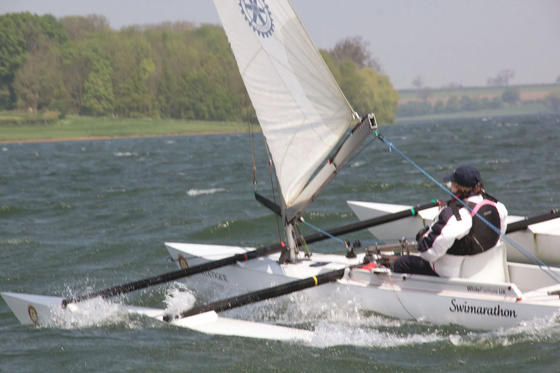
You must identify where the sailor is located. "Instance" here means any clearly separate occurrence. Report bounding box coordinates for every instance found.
[393,165,508,277]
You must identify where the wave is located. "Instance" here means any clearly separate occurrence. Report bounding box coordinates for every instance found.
[350,161,366,168]
[0,239,32,245]
[187,188,227,196]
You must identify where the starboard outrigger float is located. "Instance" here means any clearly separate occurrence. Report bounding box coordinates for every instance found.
[3,0,560,338]
[346,202,560,265]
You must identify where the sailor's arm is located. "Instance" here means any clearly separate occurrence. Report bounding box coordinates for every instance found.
[419,207,472,262]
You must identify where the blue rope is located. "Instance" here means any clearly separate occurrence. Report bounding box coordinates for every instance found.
[375,132,560,284]
[299,218,347,246]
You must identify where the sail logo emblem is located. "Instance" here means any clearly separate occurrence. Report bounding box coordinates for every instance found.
[239,0,274,38]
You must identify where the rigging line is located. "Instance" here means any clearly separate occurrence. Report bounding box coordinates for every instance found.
[299,217,347,247]
[347,136,377,165]
[375,132,560,284]
[294,223,312,257]
[387,272,417,320]
[261,131,283,244]
[248,116,257,191]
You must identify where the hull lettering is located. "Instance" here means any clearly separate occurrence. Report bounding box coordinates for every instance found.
[449,298,517,318]
[466,285,506,295]
[202,271,228,283]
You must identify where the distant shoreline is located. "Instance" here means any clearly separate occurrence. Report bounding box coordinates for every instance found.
[0,131,249,144]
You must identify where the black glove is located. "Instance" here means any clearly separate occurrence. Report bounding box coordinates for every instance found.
[416,226,428,242]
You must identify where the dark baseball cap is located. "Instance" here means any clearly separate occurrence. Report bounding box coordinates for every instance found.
[443,165,481,187]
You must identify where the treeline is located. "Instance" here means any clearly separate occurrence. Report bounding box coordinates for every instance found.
[398,86,560,117]
[0,13,399,124]
[397,95,505,117]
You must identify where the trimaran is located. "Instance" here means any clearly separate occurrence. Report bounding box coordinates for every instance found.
[3,0,560,341]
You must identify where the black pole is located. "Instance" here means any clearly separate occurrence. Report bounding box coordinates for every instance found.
[300,200,438,245]
[164,268,347,322]
[62,200,438,307]
[505,209,560,234]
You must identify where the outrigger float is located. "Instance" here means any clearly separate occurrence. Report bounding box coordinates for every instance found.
[347,201,560,266]
[3,0,560,339]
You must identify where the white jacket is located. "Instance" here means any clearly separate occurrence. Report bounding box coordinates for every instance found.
[419,194,508,278]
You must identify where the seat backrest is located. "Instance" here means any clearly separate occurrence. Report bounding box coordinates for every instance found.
[459,242,509,282]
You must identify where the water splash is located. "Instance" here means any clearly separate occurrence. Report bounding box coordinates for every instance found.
[163,282,197,316]
[45,297,131,329]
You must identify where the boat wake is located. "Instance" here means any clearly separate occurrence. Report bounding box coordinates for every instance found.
[25,282,560,349]
[177,281,560,348]
[448,312,560,348]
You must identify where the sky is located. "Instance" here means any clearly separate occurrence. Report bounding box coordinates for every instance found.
[1,0,559,89]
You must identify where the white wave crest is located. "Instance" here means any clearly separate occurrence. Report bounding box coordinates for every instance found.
[187,188,226,196]
[310,322,446,348]
[350,161,366,168]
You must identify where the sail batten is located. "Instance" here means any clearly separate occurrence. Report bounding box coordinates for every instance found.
[214,0,355,207]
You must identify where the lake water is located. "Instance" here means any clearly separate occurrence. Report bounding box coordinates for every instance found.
[1,114,559,372]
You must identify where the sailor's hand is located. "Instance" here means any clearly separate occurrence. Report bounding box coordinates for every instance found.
[416,226,428,242]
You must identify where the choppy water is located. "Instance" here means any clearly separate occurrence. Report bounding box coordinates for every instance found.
[1,114,559,372]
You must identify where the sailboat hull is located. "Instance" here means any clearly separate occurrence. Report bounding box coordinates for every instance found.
[165,242,560,330]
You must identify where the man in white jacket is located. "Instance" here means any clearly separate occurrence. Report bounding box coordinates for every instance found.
[393,165,508,277]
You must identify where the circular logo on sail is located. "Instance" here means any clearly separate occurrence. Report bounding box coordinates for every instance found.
[28,305,39,324]
[239,0,274,38]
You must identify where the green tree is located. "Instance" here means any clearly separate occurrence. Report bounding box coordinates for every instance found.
[354,67,398,123]
[82,58,114,116]
[445,96,460,113]
[61,35,110,114]
[0,13,68,109]
[13,35,63,112]
[157,62,177,118]
[417,87,433,102]
[434,100,445,114]
[543,90,560,111]
[330,36,380,71]
[490,96,503,109]
[59,14,109,40]
[320,52,398,124]
[396,101,432,117]
[111,31,155,117]
[502,87,520,105]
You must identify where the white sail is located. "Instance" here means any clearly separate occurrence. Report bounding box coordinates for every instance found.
[213,0,356,207]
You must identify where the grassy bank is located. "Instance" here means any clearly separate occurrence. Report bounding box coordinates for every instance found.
[0,115,254,143]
